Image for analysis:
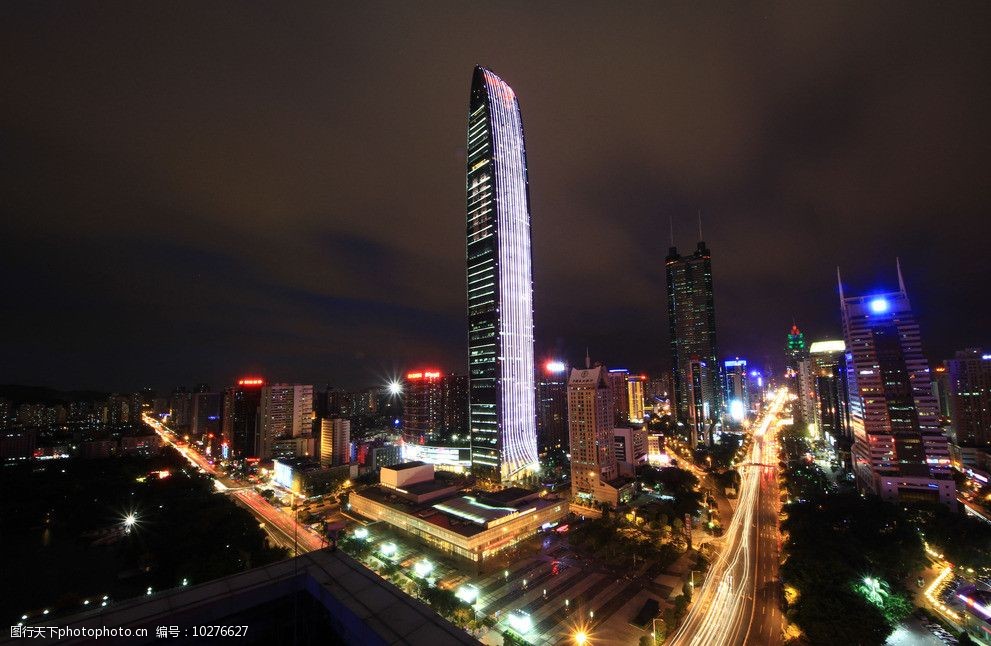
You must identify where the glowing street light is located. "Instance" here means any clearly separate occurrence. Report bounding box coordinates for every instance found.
[508,610,532,635]
[123,513,137,532]
[413,559,434,578]
[353,527,369,540]
[379,542,397,558]
[455,584,479,605]
[574,630,589,645]
[387,380,403,396]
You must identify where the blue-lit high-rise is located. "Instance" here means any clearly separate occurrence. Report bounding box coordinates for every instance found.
[466,66,538,484]
[838,262,955,508]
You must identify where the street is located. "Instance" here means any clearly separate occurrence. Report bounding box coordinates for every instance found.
[668,388,788,646]
[142,414,327,554]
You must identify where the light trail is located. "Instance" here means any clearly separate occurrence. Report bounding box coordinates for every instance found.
[142,413,326,554]
[669,388,788,646]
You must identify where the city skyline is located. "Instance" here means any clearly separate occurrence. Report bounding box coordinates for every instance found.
[3,3,990,392]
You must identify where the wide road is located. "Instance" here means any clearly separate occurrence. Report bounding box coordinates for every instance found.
[668,388,787,646]
[142,414,326,554]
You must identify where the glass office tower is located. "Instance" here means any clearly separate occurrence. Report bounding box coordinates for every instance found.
[466,66,539,484]
[666,241,720,447]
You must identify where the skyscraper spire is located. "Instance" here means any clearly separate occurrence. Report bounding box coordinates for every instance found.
[836,266,845,302]
[669,214,675,247]
[896,257,907,293]
[697,209,703,241]
[585,347,591,369]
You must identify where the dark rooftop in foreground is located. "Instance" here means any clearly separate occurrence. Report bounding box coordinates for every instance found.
[7,549,478,646]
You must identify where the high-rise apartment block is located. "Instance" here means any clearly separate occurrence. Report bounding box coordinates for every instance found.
[319,418,351,467]
[465,66,539,484]
[258,384,313,460]
[568,367,624,507]
[839,264,955,507]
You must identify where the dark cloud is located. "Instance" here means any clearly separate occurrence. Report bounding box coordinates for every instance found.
[1,1,989,391]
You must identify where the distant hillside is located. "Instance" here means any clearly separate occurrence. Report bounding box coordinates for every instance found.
[0,385,110,406]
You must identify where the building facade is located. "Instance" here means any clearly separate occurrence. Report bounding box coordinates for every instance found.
[402,371,445,441]
[944,349,991,449]
[258,384,314,460]
[567,367,622,507]
[839,264,955,507]
[722,358,749,423]
[319,418,351,468]
[807,340,851,445]
[441,373,470,440]
[666,241,720,447]
[536,374,568,455]
[465,66,539,484]
[229,377,264,459]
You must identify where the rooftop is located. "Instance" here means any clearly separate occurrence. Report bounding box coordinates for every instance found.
[386,461,427,471]
[25,549,478,645]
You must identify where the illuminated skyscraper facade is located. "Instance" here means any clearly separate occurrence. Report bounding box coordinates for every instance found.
[666,241,720,447]
[466,66,538,483]
[839,264,955,507]
[943,349,991,448]
[722,358,749,423]
[402,370,444,442]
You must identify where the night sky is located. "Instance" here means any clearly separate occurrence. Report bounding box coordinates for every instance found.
[3,2,990,393]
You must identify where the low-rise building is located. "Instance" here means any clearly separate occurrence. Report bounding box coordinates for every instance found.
[349,463,567,566]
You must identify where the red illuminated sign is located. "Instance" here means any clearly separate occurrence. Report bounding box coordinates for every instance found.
[407,370,443,380]
[237,377,264,386]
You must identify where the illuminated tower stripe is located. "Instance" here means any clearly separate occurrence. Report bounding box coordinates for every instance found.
[466,66,538,483]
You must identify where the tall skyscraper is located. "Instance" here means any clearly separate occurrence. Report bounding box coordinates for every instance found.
[722,358,749,423]
[230,377,264,459]
[626,374,646,424]
[191,391,222,439]
[441,373,470,440]
[606,369,631,424]
[807,340,851,444]
[567,366,620,507]
[537,361,568,454]
[169,387,192,431]
[785,325,806,372]
[943,349,991,449]
[839,264,955,507]
[786,325,816,425]
[666,241,720,447]
[465,66,538,484]
[402,370,444,441]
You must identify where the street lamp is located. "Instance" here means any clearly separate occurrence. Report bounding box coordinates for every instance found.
[123,512,138,533]
[387,380,403,396]
[574,630,588,645]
